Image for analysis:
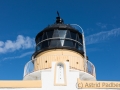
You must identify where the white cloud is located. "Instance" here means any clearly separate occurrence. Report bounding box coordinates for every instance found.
[2,51,34,61]
[96,22,107,29]
[0,35,35,53]
[86,28,120,45]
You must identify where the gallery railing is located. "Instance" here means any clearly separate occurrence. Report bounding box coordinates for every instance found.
[24,57,95,77]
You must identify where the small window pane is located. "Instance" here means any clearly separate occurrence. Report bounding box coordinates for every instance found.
[36,38,39,44]
[53,30,59,37]
[79,34,83,44]
[72,41,76,48]
[38,34,43,43]
[64,40,73,47]
[48,40,51,46]
[43,32,47,40]
[79,39,82,44]
[76,42,83,51]
[60,40,65,46]
[58,30,67,38]
[36,44,41,51]
[41,41,48,49]
[78,45,83,51]
[70,31,76,40]
[76,34,80,41]
[49,39,61,47]
[66,30,71,38]
[47,30,54,38]
[76,42,79,49]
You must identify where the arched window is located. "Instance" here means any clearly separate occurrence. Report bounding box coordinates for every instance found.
[54,62,66,85]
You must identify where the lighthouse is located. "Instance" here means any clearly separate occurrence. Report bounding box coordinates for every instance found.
[0,12,120,90]
[0,13,119,90]
[23,12,96,89]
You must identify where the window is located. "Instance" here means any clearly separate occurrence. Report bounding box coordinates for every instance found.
[70,31,76,40]
[76,42,79,49]
[72,40,76,48]
[41,41,48,49]
[53,30,59,37]
[58,30,67,38]
[78,45,83,51]
[36,44,41,51]
[35,29,84,53]
[76,42,83,51]
[76,34,80,42]
[78,34,83,44]
[65,30,71,38]
[49,39,61,47]
[47,30,54,38]
[54,62,66,85]
[38,34,43,43]
[56,63,64,84]
[42,32,47,40]
[60,40,64,46]
[64,40,73,47]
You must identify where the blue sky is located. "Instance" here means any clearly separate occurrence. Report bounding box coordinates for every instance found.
[0,0,120,80]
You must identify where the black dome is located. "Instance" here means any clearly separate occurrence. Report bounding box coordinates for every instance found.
[33,14,84,57]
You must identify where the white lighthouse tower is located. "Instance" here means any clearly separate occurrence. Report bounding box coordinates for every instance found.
[23,12,96,90]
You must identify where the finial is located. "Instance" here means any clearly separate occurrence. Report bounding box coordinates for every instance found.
[56,11,64,24]
[57,11,60,17]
